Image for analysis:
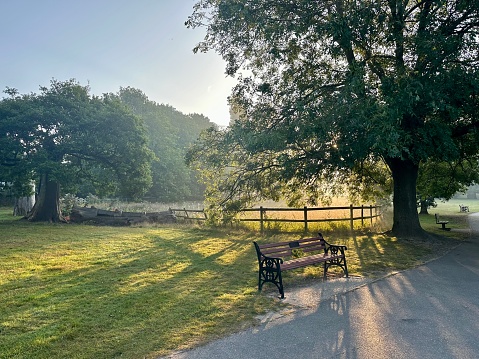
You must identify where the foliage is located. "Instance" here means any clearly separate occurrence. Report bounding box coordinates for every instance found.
[117,87,213,202]
[416,158,479,213]
[60,194,86,215]
[0,79,153,198]
[417,159,479,201]
[186,0,479,236]
[0,79,153,220]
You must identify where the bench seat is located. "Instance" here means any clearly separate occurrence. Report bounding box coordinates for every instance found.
[435,213,450,231]
[254,233,348,298]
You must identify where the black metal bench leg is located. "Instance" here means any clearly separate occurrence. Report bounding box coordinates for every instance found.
[258,266,285,298]
[278,273,284,299]
[268,270,285,299]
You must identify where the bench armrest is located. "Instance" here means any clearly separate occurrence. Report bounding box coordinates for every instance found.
[323,240,348,256]
[259,255,283,275]
[260,254,283,264]
[253,241,283,268]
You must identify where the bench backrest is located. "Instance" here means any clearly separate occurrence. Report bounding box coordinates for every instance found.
[254,234,326,260]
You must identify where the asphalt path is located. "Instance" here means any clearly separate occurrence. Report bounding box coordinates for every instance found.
[163,214,479,359]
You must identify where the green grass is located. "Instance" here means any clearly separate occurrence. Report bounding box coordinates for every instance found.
[0,215,274,358]
[418,198,476,239]
[433,197,479,214]
[0,203,471,358]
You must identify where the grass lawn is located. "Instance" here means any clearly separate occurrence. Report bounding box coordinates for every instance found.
[0,202,473,359]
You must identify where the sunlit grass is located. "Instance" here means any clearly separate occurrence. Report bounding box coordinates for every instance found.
[0,212,273,358]
[0,203,469,358]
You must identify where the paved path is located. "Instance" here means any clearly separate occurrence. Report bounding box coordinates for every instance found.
[164,214,479,359]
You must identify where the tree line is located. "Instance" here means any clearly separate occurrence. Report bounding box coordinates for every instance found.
[3,1,479,237]
[0,80,215,221]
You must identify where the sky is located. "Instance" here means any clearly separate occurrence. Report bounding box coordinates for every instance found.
[0,0,236,126]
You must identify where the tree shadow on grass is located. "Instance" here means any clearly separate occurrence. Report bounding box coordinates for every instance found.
[0,226,272,358]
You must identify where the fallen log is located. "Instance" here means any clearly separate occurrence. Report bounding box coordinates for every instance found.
[70,206,177,226]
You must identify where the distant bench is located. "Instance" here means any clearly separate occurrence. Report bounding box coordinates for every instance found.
[253,233,348,299]
[459,204,469,213]
[435,214,450,231]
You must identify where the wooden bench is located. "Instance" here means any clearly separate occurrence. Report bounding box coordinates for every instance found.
[253,233,348,298]
[459,204,469,213]
[435,214,450,230]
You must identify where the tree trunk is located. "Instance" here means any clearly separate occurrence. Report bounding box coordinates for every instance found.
[13,182,36,216]
[387,158,424,237]
[419,199,429,215]
[13,195,36,216]
[27,172,64,222]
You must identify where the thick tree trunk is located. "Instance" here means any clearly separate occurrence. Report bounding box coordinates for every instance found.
[27,173,64,222]
[419,199,429,215]
[387,158,424,237]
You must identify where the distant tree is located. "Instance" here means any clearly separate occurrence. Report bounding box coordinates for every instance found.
[464,184,479,199]
[118,87,212,202]
[417,159,479,214]
[0,80,153,222]
[187,0,479,237]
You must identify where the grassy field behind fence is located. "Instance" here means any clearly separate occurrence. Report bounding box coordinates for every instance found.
[0,200,474,358]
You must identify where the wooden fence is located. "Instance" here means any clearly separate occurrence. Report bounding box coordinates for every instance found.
[169,208,208,221]
[170,204,382,232]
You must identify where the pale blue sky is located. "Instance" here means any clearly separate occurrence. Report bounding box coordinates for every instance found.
[0,0,235,126]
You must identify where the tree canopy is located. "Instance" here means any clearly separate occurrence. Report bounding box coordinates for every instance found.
[117,87,214,202]
[416,158,479,213]
[0,79,153,221]
[187,0,479,236]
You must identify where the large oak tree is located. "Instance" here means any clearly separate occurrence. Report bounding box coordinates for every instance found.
[186,0,479,236]
[0,80,153,222]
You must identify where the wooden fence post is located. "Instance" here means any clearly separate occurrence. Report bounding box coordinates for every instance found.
[260,206,264,233]
[304,206,308,233]
[350,204,354,231]
[361,205,364,227]
[370,205,373,225]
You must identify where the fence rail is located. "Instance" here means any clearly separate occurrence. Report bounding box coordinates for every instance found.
[169,208,208,221]
[170,204,382,232]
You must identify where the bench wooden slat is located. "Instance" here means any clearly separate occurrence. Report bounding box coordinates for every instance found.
[259,240,324,252]
[281,253,343,270]
[257,237,322,248]
[260,244,325,257]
